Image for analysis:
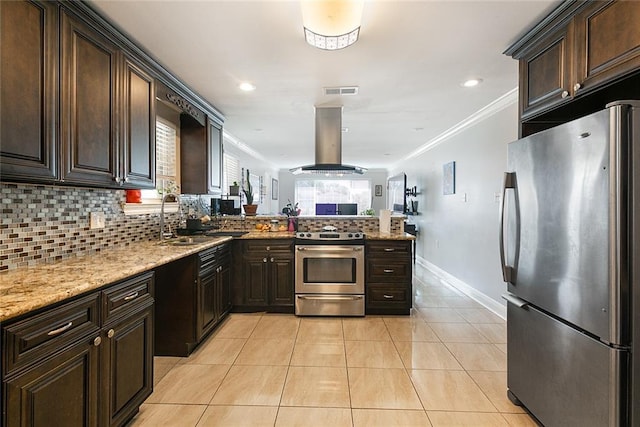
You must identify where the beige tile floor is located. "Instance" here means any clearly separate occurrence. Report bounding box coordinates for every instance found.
[129,271,539,427]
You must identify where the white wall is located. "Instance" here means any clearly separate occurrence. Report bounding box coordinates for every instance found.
[223,138,280,214]
[392,98,518,306]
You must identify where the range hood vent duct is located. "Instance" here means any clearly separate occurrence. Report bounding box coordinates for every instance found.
[289,106,366,175]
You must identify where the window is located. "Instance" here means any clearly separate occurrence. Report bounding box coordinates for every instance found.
[140,117,179,200]
[294,179,372,216]
[223,152,240,195]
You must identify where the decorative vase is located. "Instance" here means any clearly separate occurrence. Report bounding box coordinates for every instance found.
[125,189,141,203]
[243,204,258,216]
[287,217,297,232]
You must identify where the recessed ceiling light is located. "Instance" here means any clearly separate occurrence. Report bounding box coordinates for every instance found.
[462,78,483,88]
[239,82,256,92]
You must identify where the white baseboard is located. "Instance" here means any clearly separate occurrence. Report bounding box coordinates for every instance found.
[415,256,506,319]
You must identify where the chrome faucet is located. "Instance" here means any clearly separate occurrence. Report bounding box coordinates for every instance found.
[159,193,179,241]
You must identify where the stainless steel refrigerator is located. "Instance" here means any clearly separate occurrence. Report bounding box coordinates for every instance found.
[500,101,639,426]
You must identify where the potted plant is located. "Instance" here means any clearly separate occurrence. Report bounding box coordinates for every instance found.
[229,181,240,196]
[242,169,258,215]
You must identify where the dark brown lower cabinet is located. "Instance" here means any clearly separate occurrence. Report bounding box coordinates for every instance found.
[365,240,413,315]
[101,301,154,426]
[155,243,231,357]
[1,272,155,427]
[231,239,294,313]
[4,336,100,427]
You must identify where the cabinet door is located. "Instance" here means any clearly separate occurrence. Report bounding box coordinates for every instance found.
[573,0,640,94]
[243,256,269,305]
[60,8,119,187]
[208,119,223,192]
[102,303,153,427]
[519,24,573,119]
[121,56,155,189]
[0,0,58,181]
[269,256,294,307]
[4,335,100,427]
[217,263,232,316]
[197,268,218,340]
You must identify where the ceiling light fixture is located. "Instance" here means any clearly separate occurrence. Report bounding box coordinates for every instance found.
[301,0,364,50]
[239,82,256,92]
[462,78,483,88]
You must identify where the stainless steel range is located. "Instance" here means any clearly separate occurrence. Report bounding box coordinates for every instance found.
[294,226,365,316]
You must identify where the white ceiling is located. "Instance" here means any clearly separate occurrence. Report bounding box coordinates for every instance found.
[90,0,559,171]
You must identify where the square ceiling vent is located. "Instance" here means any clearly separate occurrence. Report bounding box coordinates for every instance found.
[324,86,359,96]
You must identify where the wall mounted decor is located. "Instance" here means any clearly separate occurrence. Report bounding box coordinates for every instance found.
[272,178,279,200]
[443,161,456,195]
[375,184,383,197]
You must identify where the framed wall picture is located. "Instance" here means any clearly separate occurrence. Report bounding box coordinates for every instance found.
[375,184,383,197]
[272,178,278,200]
[443,161,456,195]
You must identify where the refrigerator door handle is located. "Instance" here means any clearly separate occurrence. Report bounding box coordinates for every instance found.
[502,293,528,308]
[499,172,519,284]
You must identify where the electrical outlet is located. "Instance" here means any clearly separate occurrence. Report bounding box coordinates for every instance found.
[460,192,467,202]
[435,239,440,249]
[90,212,105,229]
[494,192,501,203]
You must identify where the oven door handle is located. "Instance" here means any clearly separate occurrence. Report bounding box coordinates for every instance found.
[296,246,363,252]
[296,295,364,301]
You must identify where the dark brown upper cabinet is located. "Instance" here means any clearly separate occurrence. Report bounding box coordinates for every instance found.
[0,0,58,182]
[507,0,640,123]
[120,56,156,188]
[180,115,223,195]
[60,8,155,189]
[573,0,640,94]
[518,24,573,120]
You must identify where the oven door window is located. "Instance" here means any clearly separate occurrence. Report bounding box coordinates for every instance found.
[304,257,356,283]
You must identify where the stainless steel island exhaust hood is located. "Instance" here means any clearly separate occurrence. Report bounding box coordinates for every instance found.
[289,106,366,175]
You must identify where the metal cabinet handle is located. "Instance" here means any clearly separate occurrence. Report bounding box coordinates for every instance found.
[270,257,274,262]
[263,257,267,263]
[47,321,73,336]
[107,329,115,338]
[561,90,569,98]
[123,291,139,301]
[266,246,270,251]
[383,248,395,252]
[124,177,130,183]
[383,269,394,273]
[574,82,582,91]
[93,336,102,346]
[383,294,394,299]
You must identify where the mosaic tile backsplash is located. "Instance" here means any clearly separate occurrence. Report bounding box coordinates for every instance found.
[0,183,179,271]
[1,182,404,271]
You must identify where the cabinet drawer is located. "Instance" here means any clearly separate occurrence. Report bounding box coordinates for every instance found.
[102,272,154,324]
[367,260,411,283]
[367,286,409,306]
[199,247,218,271]
[243,240,293,253]
[3,293,101,376]
[366,241,411,256]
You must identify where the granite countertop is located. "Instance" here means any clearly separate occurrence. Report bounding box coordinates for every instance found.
[0,230,413,322]
[0,236,234,322]
[365,232,416,240]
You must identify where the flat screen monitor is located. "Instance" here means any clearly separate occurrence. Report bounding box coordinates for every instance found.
[337,203,357,215]
[387,173,407,213]
[315,203,337,215]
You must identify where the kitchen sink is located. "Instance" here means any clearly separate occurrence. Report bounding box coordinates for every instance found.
[159,236,216,246]
[205,231,248,237]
